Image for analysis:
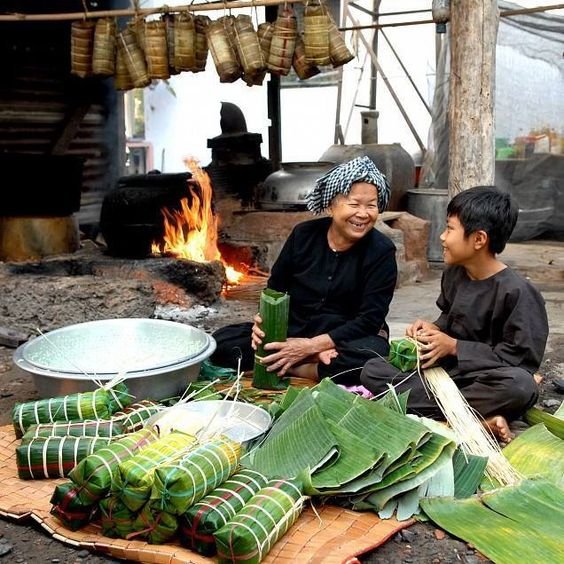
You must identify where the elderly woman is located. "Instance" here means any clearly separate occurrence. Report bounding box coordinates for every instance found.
[210,156,398,384]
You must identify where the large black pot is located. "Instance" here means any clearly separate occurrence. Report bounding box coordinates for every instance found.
[100,172,193,258]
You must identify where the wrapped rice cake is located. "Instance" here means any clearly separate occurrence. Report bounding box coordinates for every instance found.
[112,431,197,511]
[22,418,125,440]
[17,435,112,479]
[151,435,241,516]
[179,468,269,556]
[68,427,158,505]
[214,478,306,564]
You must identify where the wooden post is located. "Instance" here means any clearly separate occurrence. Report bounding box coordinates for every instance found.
[448,1,499,196]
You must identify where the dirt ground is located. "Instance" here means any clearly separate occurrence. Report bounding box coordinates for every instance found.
[0,241,562,563]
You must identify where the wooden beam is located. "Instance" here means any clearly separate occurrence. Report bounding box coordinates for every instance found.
[448,0,499,196]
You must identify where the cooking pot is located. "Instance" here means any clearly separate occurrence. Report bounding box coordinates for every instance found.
[13,318,216,401]
[255,161,335,211]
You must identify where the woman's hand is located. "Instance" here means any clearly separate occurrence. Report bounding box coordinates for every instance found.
[251,313,264,351]
[415,329,457,369]
[405,319,440,338]
[259,334,336,376]
[260,338,316,375]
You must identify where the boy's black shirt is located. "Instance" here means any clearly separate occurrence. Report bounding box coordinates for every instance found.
[435,265,548,374]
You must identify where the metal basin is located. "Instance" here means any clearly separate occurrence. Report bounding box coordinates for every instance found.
[145,400,272,444]
[13,318,216,401]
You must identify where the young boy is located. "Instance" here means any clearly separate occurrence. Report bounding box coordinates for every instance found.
[360,186,549,442]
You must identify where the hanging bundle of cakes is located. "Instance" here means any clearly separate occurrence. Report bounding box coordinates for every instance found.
[68,0,354,90]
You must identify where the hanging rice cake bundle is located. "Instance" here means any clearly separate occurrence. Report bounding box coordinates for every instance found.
[266,5,298,76]
[92,17,117,76]
[131,503,178,544]
[99,496,138,539]
[113,400,162,433]
[151,436,241,516]
[112,431,197,512]
[174,11,196,71]
[257,22,273,63]
[70,20,95,78]
[327,12,354,67]
[233,15,265,86]
[303,0,331,66]
[22,418,125,441]
[145,20,170,80]
[114,42,134,91]
[17,435,112,480]
[118,27,150,88]
[162,13,179,75]
[68,427,158,505]
[214,478,306,564]
[179,468,269,556]
[50,482,98,531]
[206,18,241,83]
[191,15,210,73]
[12,383,130,438]
[292,34,321,80]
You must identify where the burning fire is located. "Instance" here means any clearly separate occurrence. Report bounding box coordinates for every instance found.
[151,159,244,286]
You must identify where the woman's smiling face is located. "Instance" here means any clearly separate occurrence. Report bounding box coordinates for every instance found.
[327,182,379,246]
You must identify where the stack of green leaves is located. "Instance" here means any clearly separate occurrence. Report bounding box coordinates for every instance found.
[12,383,131,438]
[388,338,419,372]
[67,427,159,506]
[242,378,459,521]
[111,431,197,511]
[252,289,290,390]
[151,436,241,515]
[214,478,305,564]
[179,468,269,556]
[16,435,113,479]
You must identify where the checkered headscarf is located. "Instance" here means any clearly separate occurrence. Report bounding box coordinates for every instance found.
[306,156,390,215]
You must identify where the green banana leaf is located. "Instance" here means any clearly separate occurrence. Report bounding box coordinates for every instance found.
[307,419,386,494]
[487,423,564,489]
[452,449,488,498]
[421,479,564,564]
[243,389,339,479]
[253,288,290,390]
[357,439,455,512]
[524,405,564,439]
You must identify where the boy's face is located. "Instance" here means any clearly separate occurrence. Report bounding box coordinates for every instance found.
[440,215,476,265]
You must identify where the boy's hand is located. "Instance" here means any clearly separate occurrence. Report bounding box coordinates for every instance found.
[406,319,440,338]
[415,329,457,368]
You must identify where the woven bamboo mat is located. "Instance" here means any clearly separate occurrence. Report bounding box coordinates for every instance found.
[0,425,413,563]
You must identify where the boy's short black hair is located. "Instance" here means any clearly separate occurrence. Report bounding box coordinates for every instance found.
[447,186,518,254]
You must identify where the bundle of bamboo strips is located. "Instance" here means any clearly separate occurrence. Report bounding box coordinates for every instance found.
[423,366,521,487]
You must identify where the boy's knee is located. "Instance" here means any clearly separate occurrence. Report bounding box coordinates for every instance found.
[496,367,539,418]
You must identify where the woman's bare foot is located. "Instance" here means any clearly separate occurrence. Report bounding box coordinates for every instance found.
[484,415,513,443]
[288,363,319,381]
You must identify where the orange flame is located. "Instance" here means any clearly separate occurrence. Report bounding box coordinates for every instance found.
[151,158,244,285]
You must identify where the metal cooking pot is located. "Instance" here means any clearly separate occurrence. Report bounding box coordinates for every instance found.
[255,161,335,210]
[13,318,216,401]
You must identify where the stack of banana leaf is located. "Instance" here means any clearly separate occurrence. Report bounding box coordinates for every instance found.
[420,401,564,563]
[241,378,462,521]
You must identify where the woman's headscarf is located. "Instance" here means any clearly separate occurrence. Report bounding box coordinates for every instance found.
[306,156,391,215]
